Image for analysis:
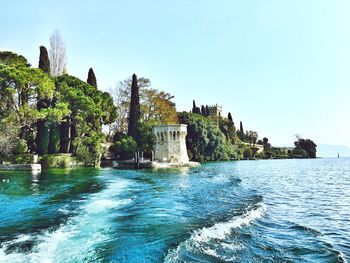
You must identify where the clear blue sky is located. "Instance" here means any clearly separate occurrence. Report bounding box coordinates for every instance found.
[1,0,350,147]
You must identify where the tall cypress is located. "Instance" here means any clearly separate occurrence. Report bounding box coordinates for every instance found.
[87,68,97,88]
[201,105,205,116]
[128,74,141,145]
[205,105,209,116]
[228,112,233,122]
[240,121,244,132]
[36,46,51,155]
[192,100,197,113]
[39,46,50,74]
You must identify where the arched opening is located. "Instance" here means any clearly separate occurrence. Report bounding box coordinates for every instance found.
[161,132,164,141]
[173,131,176,140]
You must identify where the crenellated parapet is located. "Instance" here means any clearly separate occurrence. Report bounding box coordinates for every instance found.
[153,124,189,164]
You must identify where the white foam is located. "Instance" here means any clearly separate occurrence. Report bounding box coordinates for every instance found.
[193,203,266,243]
[165,203,266,262]
[0,178,133,263]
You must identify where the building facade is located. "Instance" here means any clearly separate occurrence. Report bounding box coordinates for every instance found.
[152,124,189,164]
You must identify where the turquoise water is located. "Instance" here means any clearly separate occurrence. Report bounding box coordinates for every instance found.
[0,158,349,262]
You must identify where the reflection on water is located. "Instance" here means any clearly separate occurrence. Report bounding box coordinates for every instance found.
[0,159,349,262]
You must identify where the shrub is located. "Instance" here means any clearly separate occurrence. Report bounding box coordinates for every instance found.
[110,136,137,160]
[40,154,75,168]
[243,148,253,159]
[74,132,104,167]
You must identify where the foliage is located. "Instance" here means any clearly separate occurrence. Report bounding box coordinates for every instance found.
[110,136,137,160]
[179,112,234,162]
[0,51,30,67]
[40,154,76,168]
[54,74,117,154]
[38,46,50,74]
[243,147,253,159]
[0,119,19,158]
[74,132,104,167]
[87,68,97,88]
[294,138,317,158]
[127,74,141,145]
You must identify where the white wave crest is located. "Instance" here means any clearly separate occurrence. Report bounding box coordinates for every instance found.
[165,203,266,262]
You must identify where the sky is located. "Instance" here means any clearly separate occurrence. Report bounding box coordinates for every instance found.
[1,0,350,147]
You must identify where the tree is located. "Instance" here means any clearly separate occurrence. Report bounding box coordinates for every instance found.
[37,46,51,154]
[0,51,30,67]
[294,138,317,158]
[87,68,97,88]
[49,30,67,76]
[237,121,245,141]
[110,76,151,133]
[54,74,116,153]
[127,74,141,145]
[38,46,50,74]
[228,112,233,123]
[0,63,55,144]
[247,131,258,146]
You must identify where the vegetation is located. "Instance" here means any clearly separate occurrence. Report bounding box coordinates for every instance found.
[0,31,317,167]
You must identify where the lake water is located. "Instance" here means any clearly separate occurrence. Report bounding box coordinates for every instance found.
[0,158,349,262]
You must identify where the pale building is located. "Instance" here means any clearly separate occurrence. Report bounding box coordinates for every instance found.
[152,124,189,164]
[207,104,222,117]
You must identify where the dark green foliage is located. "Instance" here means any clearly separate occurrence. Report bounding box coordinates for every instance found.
[37,46,51,154]
[243,148,253,159]
[201,105,205,116]
[179,112,233,161]
[36,121,49,155]
[0,51,30,67]
[127,74,141,145]
[237,121,245,141]
[191,100,200,114]
[48,123,60,154]
[294,138,317,158]
[87,68,97,88]
[110,136,137,160]
[228,112,233,122]
[38,46,50,74]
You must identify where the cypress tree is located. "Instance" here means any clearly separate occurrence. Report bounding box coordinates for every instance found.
[240,121,244,133]
[228,112,233,122]
[128,74,141,145]
[192,100,197,113]
[201,105,205,116]
[39,46,50,74]
[87,68,97,88]
[36,46,51,155]
[205,105,209,116]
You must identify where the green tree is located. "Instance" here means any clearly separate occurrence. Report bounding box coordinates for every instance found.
[127,74,141,145]
[87,68,97,88]
[294,138,317,158]
[37,46,51,154]
[38,46,50,74]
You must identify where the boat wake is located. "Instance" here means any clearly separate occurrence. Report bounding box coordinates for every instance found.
[164,202,266,262]
[0,178,132,263]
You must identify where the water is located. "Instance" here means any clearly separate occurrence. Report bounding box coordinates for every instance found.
[0,158,349,262]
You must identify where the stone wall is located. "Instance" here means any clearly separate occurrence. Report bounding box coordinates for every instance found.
[153,124,189,164]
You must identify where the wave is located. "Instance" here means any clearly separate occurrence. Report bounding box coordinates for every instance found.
[164,202,266,262]
[0,178,132,263]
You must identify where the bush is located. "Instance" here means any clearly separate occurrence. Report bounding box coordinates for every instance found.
[243,148,253,159]
[13,139,28,155]
[74,133,103,167]
[110,136,137,160]
[292,149,308,158]
[40,154,76,168]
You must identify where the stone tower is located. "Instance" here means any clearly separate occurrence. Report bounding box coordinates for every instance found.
[153,124,189,164]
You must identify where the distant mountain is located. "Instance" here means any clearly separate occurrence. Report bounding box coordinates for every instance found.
[316,144,350,158]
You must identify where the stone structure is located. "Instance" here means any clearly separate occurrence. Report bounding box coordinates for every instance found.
[207,104,222,117]
[153,124,189,164]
